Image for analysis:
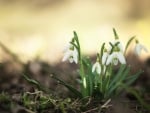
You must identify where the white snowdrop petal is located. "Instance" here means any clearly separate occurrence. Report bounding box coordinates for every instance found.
[117,52,126,64]
[92,62,101,74]
[96,63,101,74]
[92,63,96,73]
[106,52,126,65]
[63,43,72,52]
[73,48,78,64]
[135,44,141,55]
[141,44,148,53]
[106,54,113,65]
[63,44,69,53]
[62,51,71,62]
[134,43,148,56]
[111,52,118,65]
[92,67,95,73]
[92,62,98,73]
[62,41,79,64]
[102,53,108,65]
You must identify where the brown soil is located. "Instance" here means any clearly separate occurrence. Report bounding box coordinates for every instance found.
[0,55,150,113]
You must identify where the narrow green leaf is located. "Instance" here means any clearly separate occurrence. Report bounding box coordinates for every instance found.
[124,36,136,54]
[23,74,51,93]
[125,70,143,86]
[82,57,94,96]
[82,57,92,68]
[85,76,90,95]
[122,84,150,111]
[89,75,94,96]
[106,65,130,97]
[118,66,130,82]
[109,42,114,48]
[100,43,105,59]
[109,64,126,87]
[73,31,82,61]
[113,28,119,39]
[50,74,82,98]
[73,31,80,48]
[23,75,40,86]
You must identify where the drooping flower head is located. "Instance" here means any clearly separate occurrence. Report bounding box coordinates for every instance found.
[134,39,148,56]
[92,55,101,74]
[102,48,109,65]
[106,46,126,65]
[92,61,101,74]
[62,40,78,64]
[114,40,124,53]
[112,28,124,53]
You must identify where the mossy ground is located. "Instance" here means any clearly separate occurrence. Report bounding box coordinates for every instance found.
[0,58,150,113]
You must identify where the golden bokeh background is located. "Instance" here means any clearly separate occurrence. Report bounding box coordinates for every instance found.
[0,0,150,64]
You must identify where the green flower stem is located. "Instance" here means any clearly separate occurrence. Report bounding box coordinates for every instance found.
[124,36,136,55]
[79,59,85,80]
[101,65,108,95]
[104,64,112,98]
[106,64,113,87]
[73,31,87,97]
[99,73,103,93]
[79,56,88,97]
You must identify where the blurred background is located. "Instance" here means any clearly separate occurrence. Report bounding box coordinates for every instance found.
[0,0,150,64]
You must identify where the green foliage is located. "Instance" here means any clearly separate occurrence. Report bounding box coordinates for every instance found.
[21,28,149,113]
[21,91,54,111]
[0,92,11,110]
[124,36,136,54]
[50,74,82,98]
[59,29,144,100]
[23,75,51,93]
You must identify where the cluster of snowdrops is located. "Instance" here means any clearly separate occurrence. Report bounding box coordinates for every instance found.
[61,29,148,101]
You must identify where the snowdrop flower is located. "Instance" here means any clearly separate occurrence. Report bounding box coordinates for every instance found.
[106,51,126,65]
[134,40,148,56]
[62,43,78,64]
[115,40,124,53]
[108,39,124,53]
[102,51,109,65]
[92,61,101,74]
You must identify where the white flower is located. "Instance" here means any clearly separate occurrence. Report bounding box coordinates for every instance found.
[106,52,126,65]
[102,52,109,65]
[92,62,101,74]
[134,43,148,56]
[62,43,78,64]
[109,39,124,53]
[63,43,71,53]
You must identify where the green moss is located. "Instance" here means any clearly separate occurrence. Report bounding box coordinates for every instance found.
[0,92,11,110]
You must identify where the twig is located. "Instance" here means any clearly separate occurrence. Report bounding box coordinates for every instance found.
[101,99,112,108]
[82,107,98,113]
